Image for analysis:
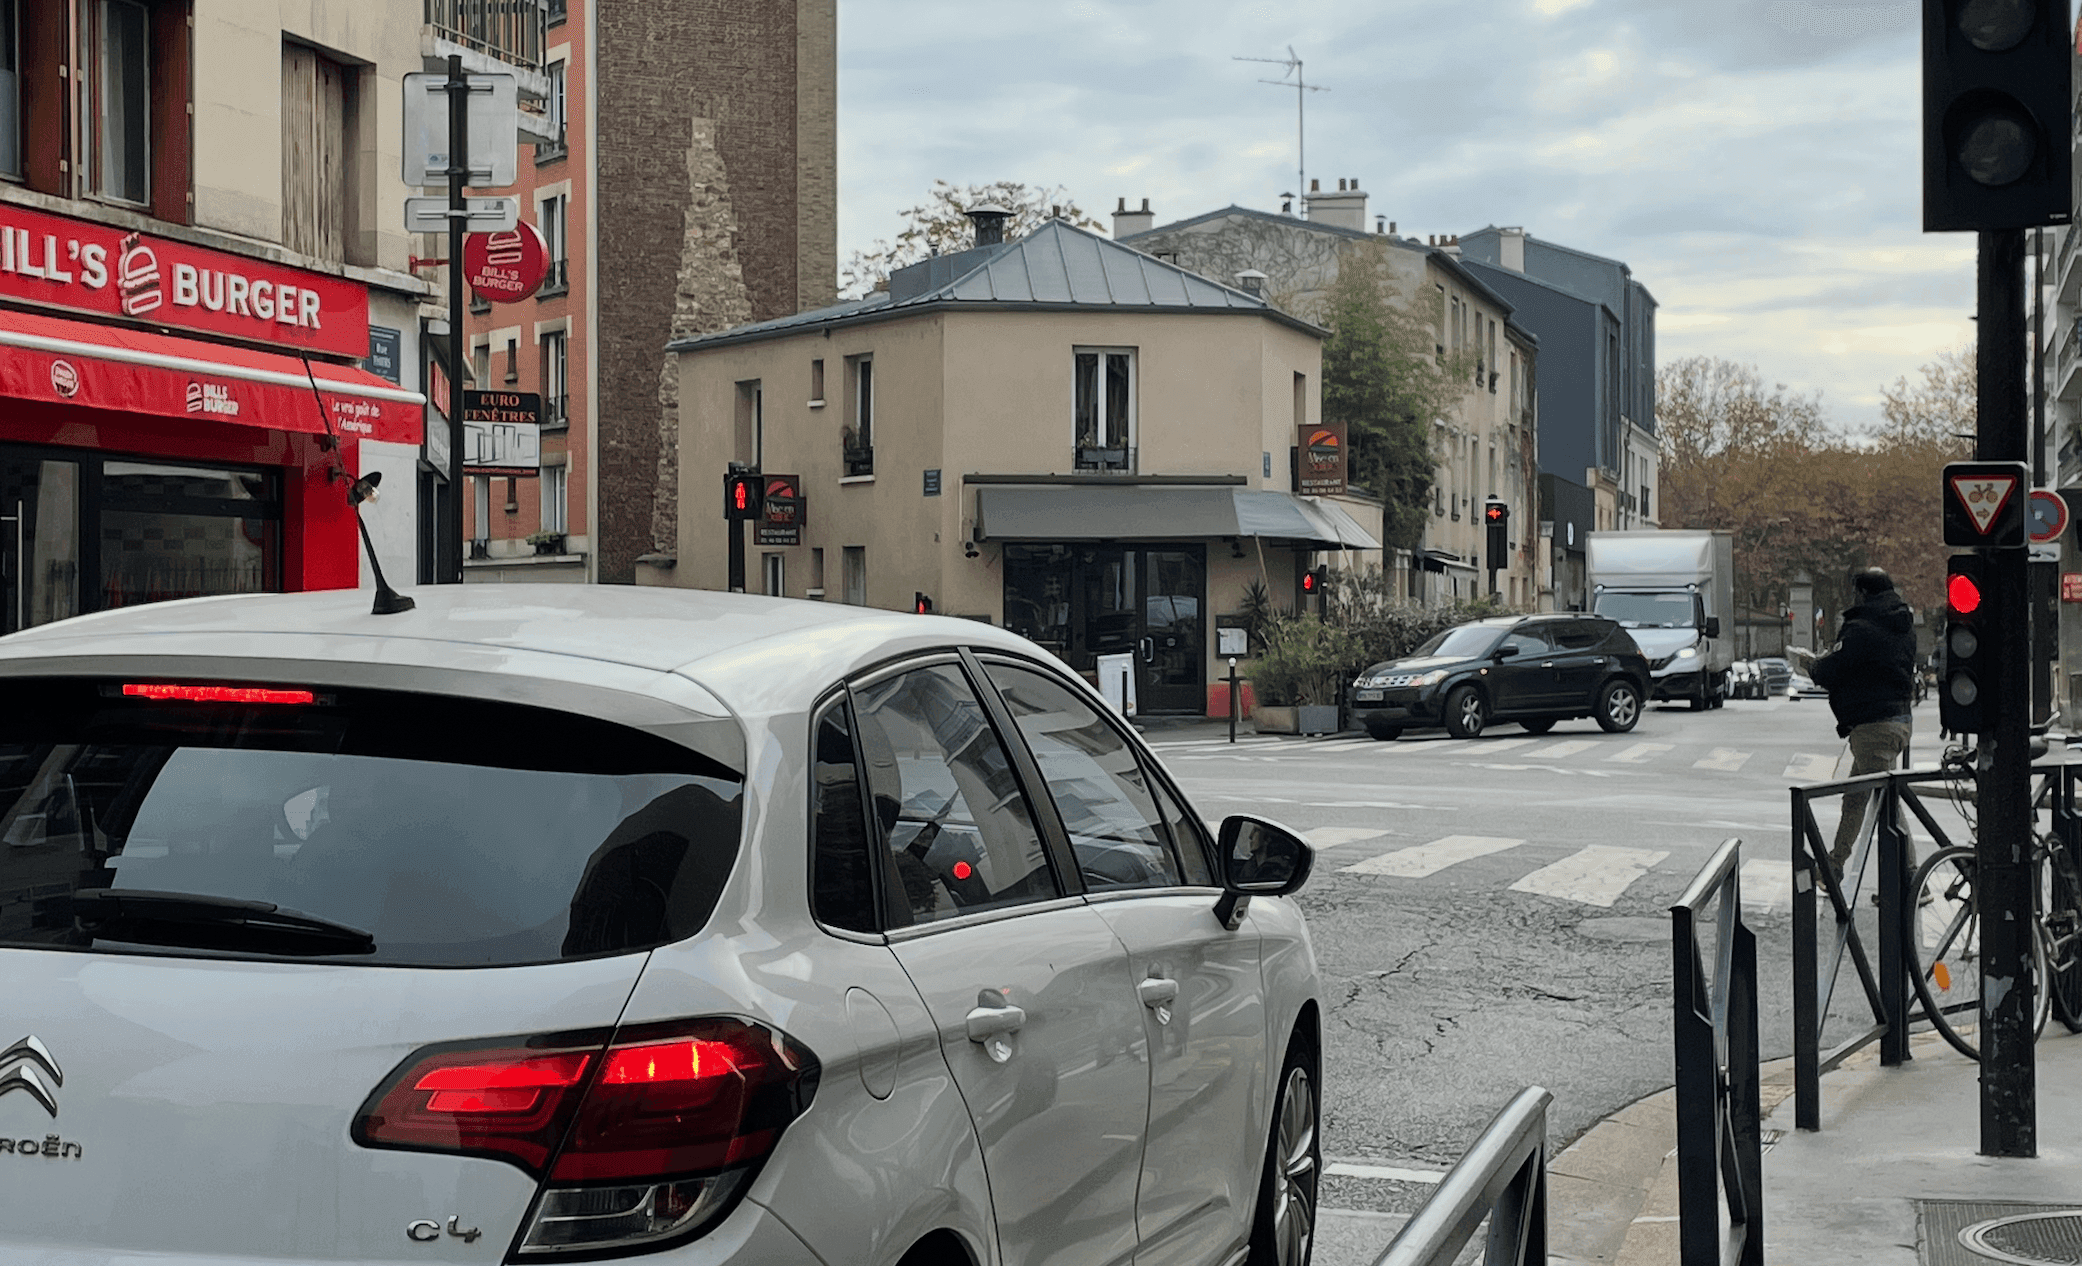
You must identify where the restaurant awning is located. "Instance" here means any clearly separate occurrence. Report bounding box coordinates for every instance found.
[0,308,423,445]
[975,484,1380,549]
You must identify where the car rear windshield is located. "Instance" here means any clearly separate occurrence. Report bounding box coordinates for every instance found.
[0,679,743,967]
[1412,626,1503,659]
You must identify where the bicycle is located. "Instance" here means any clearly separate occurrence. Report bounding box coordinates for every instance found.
[1904,742,2082,1059]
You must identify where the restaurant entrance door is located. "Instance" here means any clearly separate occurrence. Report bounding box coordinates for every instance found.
[1004,544,1206,714]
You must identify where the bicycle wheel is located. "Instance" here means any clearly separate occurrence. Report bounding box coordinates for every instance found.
[2043,846,2082,1033]
[1907,848,2053,1059]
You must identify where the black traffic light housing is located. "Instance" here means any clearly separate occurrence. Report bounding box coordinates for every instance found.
[1941,553,1990,733]
[1484,499,1510,573]
[1299,566,1327,608]
[724,470,764,521]
[913,592,933,615]
[1923,0,2072,231]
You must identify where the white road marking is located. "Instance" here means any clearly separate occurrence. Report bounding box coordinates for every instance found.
[1694,748,1753,773]
[1340,835,1524,878]
[1522,740,1598,760]
[1315,800,1440,810]
[1325,1161,1445,1185]
[1471,738,1535,754]
[1785,753,1837,782]
[1739,859,1791,914]
[1508,845,1669,907]
[1409,741,1474,755]
[1607,742,1672,764]
[1307,827,1394,848]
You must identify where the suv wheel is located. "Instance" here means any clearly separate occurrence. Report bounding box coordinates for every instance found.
[1364,718,1403,742]
[1519,718,1556,735]
[1597,679,1642,733]
[1444,685,1487,739]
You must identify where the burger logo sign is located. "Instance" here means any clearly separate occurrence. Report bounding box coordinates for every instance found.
[48,360,78,398]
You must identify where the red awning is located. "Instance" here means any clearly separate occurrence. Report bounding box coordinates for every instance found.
[0,308,423,445]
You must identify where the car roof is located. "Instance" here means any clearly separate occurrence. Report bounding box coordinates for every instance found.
[0,587,1053,718]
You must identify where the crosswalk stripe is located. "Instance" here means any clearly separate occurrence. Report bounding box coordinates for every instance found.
[1308,826,1394,849]
[1409,741,1473,755]
[1522,740,1598,760]
[1472,739,1535,754]
[1607,742,1671,764]
[1785,753,1836,782]
[1325,1161,1445,1185]
[1738,859,1791,914]
[1508,845,1669,907]
[1695,748,1753,773]
[1340,835,1524,878]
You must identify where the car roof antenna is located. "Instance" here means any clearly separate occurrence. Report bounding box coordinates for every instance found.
[299,356,415,616]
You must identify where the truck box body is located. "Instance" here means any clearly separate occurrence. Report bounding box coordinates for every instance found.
[1586,530,1736,705]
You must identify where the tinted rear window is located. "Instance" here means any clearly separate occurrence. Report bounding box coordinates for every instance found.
[0,680,743,967]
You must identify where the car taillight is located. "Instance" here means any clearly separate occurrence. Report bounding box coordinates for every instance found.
[354,1018,819,1258]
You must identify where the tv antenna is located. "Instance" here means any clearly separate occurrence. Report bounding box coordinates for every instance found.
[1234,46,1328,212]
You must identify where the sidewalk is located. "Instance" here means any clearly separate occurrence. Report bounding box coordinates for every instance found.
[1548,1028,2082,1265]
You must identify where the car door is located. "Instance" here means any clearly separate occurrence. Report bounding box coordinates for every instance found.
[853,657,1150,1266]
[981,658,1268,1266]
[1489,625,1558,713]
[1551,618,1618,706]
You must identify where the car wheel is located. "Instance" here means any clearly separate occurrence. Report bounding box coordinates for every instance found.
[1689,678,1709,711]
[1596,679,1642,733]
[1443,686,1487,738]
[1364,719,1402,742]
[1519,718,1556,734]
[1247,1042,1320,1266]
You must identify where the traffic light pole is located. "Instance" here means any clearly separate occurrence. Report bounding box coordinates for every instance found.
[443,54,468,585]
[728,518,746,593]
[1977,227,2036,1158]
[2032,227,2056,726]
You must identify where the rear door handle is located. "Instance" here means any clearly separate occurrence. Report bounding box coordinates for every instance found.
[1138,977,1179,1008]
[965,990,1027,1041]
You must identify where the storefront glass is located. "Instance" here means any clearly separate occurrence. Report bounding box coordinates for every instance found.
[0,456,81,634]
[1004,544,1205,714]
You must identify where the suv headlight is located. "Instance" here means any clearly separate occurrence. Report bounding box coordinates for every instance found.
[1412,669,1448,689]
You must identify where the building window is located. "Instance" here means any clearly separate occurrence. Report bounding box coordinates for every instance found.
[762,553,784,597]
[503,337,518,384]
[547,0,567,26]
[470,476,490,556]
[1073,348,1134,471]
[92,0,150,205]
[844,356,873,476]
[0,0,19,178]
[541,330,568,429]
[735,379,763,467]
[541,462,568,534]
[281,41,358,261]
[842,546,866,606]
[537,60,565,162]
[810,357,825,404]
[538,194,568,295]
[808,547,825,598]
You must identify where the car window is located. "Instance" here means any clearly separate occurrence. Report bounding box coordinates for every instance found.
[1148,775,1217,887]
[1413,624,1505,658]
[0,680,742,967]
[1499,627,1551,656]
[852,663,1060,927]
[810,696,878,935]
[984,663,1186,891]
[1552,621,1604,650]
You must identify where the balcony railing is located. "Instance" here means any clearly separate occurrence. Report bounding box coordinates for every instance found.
[1074,444,1135,473]
[424,0,547,70]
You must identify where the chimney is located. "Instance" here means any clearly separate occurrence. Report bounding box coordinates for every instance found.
[1111,196,1155,239]
[965,204,1012,248]
[1235,269,1268,297]
[1303,178,1367,231]
[1498,226,1527,272]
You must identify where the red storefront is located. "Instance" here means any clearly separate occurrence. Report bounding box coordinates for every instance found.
[0,203,421,635]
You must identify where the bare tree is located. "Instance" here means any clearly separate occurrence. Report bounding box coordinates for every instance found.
[841,180,1103,298]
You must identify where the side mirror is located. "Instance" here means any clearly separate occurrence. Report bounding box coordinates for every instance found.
[1702,617,1722,639]
[1492,644,1520,660]
[1213,815,1314,929]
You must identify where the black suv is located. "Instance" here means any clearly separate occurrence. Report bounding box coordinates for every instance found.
[1349,613,1652,740]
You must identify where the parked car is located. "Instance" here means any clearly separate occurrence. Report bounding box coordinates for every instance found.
[1349,612,1652,740]
[1754,656,1793,696]
[0,588,1322,1266]
[1788,671,1829,700]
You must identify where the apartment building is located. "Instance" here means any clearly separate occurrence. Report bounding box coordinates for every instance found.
[0,0,433,634]
[1121,186,1542,608]
[453,0,836,585]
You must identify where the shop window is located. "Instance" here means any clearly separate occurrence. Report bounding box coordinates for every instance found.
[541,330,568,429]
[538,194,568,295]
[843,356,872,476]
[91,0,150,205]
[1073,348,1134,471]
[842,546,865,606]
[98,461,278,608]
[541,462,568,535]
[735,379,763,467]
[281,41,361,263]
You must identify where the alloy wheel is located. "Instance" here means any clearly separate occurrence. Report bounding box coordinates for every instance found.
[1271,1065,1317,1266]
[1454,691,1486,738]
[1605,686,1639,730]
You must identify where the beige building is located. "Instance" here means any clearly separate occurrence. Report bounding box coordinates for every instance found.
[1120,187,1541,608]
[660,216,1377,716]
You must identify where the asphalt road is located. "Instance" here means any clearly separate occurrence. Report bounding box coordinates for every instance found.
[1148,691,1954,1236]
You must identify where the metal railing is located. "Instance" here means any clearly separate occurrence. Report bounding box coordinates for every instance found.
[423,0,547,70]
[1672,837,1763,1266]
[1369,1085,1552,1266]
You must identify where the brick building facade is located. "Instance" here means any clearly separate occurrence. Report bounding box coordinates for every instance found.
[462,0,835,585]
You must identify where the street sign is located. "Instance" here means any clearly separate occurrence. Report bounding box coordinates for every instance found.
[401,72,518,187]
[461,391,542,473]
[403,196,518,234]
[2029,488,2070,543]
[757,474,805,546]
[1297,421,1347,496]
[2064,573,2082,603]
[2030,542,2062,564]
[463,225,550,303]
[1943,460,2029,546]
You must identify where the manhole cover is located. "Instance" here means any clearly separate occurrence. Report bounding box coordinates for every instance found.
[1961,1212,2082,1265]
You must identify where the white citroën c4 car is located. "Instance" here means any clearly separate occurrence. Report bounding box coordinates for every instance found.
[0,588,1322,1266]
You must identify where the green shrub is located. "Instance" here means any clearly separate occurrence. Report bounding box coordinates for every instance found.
[1247,614,1362,707]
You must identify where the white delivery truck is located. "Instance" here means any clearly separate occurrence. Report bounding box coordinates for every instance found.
[1585,529,1736,710]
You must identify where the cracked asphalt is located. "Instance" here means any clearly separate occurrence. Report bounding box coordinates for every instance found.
[1156,693,1952,1227]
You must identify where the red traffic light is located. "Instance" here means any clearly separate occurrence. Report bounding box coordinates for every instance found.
[1300,570,1321,594]
[1947,571,1982,615]
[733,482,750,511]
[1485,503,1507,523]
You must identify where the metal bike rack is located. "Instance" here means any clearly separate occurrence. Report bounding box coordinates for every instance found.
[1672,837,1763,1266]
[1370,1085,1552,1266]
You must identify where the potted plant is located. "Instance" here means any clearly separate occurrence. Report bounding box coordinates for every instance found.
[526,530,566,556]
[1247,615,1357,735]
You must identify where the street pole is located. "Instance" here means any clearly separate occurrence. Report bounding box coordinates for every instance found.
[443,54,468,584]
[2033,227,2055,725]
[727,518,746,593]
[1977,227,2035,1158]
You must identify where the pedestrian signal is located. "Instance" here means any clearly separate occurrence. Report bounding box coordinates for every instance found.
[913,592,933,615]
[724,471,763,521]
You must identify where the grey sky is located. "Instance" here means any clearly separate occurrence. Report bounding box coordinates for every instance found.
[836,0,1989,431]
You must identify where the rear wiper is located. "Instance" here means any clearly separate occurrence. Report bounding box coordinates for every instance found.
[71,889,376,956]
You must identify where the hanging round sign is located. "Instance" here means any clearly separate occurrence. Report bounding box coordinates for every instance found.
[463,223,551,303]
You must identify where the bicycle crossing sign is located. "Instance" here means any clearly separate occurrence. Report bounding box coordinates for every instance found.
[1944,461,2029,547]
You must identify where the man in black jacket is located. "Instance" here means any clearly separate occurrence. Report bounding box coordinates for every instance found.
[1809,568,1919,874]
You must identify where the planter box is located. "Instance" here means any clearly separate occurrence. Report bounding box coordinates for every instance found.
[1253,705,1298,735]
[530,535,566,556]
[1296,705,1340,736]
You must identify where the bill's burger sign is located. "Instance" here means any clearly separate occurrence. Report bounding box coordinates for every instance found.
[0,202,370,358]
